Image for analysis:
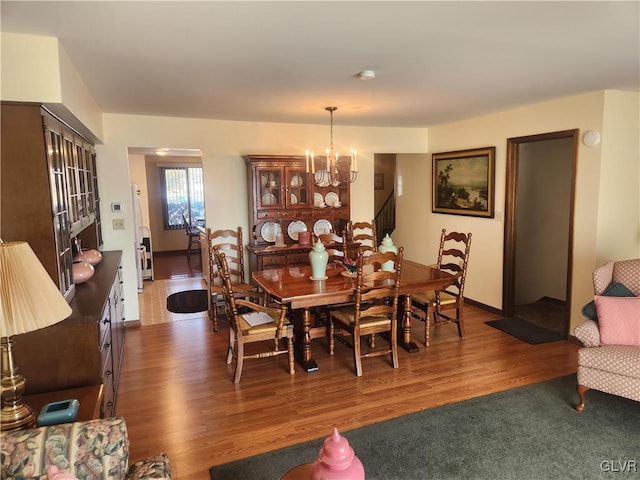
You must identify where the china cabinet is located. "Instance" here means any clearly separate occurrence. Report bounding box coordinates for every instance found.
[244,155,354,274]
[1,102,102,301]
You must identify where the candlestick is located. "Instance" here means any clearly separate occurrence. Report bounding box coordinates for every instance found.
[306,150,310,173]
[311,152,315,174]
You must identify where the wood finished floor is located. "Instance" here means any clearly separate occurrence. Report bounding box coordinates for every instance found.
[117,255,580,479]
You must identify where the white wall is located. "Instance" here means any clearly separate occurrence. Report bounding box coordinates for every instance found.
[1,33,104,143]
[395,90,640,333]
[597,90,640,263]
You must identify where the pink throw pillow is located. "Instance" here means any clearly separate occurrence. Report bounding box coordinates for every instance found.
[594,295,640,346]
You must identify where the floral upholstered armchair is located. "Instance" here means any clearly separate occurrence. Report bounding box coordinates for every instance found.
[1,417,171,480]
[574,258,640,412]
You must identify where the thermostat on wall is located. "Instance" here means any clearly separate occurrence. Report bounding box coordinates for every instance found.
[111,202,123,213]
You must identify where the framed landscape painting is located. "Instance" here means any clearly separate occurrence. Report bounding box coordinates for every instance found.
[432,146,495,218]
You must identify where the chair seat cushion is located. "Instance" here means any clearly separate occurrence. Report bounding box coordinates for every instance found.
[239,313,291,334]
[331,308,391,328]
[411,292,434,304]
[578,345,640,378]
[411,291,457,306]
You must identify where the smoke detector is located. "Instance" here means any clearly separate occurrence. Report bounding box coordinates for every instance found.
[358,70,376,80]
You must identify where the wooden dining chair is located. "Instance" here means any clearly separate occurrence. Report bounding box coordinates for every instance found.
[411,229,472,346]
[207,227,255,332]
[347,220,378,257]
[213,248,294,383]
[317,230,348,263]
[182,212,201,260]
[329,248,404,376]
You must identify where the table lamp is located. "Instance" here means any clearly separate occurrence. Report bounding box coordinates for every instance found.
[1,240,72,431]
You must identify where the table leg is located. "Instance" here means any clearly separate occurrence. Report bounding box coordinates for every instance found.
[294,308,319,372]
[398,295,420,353]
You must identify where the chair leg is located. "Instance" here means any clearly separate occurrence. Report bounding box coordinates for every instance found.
[329,318,335,355]
[226,328,236,364]
[234,339,244,383]
[390,327,399,369]
[287,336,295,375]
[368,334,376,348]
[353,332,363,377]
[211,295,219,332]
[575,384,589,413]
[424,304,432,347]
[457,307,465,338]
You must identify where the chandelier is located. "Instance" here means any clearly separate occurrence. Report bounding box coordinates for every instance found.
[306,106,357,186]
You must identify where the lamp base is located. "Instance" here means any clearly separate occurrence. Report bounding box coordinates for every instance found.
[1,402,36,431]
[1,336,37,431]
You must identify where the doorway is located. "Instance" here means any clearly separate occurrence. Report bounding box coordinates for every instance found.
[503,130,579,337]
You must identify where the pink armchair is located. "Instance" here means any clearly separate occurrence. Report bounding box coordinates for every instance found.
[574,259,640,412]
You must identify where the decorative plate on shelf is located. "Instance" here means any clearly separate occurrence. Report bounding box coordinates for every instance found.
[287,220,307,241]
[290,193,298,205]
[261,193,277,206]
[290,175,303,188]
[260,222,279,243]
[314,192,325,207]
[314,170,330,187]
[313,219,333,236]
[261,174,268,187]
[325,192,339,207]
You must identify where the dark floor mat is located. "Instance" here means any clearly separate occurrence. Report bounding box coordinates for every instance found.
[166,289,209,313]
[485,317,564,344]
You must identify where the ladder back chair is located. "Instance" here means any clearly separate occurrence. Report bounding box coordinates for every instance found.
[213,248,294,383]
[329,248,404,376]
[317,229,348,263]
[411,229,472,346]
[182,212,201,260]
[207,227,254,332]
[347,220,378,257]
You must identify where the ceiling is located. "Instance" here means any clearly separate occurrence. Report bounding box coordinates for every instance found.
[2,1,639,128]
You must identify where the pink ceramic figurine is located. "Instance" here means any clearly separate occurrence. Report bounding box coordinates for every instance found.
[311,428,365,480]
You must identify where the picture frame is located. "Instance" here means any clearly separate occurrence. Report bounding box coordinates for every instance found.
[374,173,384,190]
[432,146,495,218]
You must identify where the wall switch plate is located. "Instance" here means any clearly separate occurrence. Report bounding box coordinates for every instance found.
[113,218,125,230]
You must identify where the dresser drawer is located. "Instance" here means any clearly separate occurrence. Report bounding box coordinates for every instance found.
[260,255,286,268]
[257,211,278,219]
[287,254,309,265]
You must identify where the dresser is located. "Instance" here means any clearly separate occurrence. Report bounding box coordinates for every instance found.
[244,155,353,274]
[12,251,125,418]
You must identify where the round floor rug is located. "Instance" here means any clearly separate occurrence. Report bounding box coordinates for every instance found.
[166,289,209,313]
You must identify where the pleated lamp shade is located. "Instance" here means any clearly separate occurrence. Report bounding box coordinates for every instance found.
[1,241,72,337]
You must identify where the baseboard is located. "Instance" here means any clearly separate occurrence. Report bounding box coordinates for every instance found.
[465,297,503,316]
[153,250,191,257]
[124,320,141,328]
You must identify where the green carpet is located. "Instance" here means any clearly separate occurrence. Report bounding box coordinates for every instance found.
[210,374,640,480]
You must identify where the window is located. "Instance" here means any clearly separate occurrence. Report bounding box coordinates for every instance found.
[160,166,205,230]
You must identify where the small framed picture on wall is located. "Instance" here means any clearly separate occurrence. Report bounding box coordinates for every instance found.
[374,173,384,190]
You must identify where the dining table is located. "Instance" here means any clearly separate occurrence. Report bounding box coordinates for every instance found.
[252,260,455,372]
